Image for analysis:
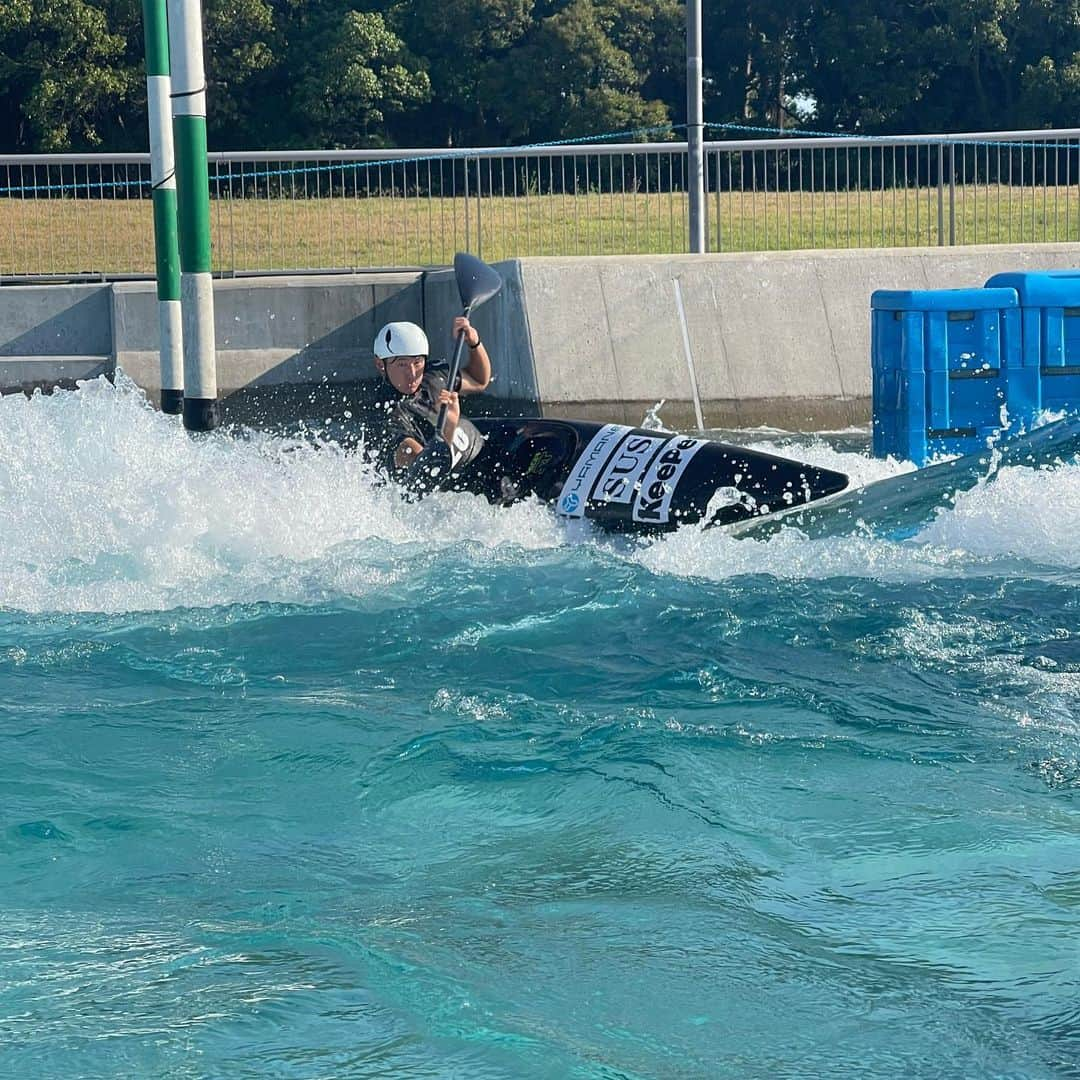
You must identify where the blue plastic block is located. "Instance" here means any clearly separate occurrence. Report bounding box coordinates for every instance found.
[871,288,1021,464]
[984,269,1080,306]
[871,288,1018,313]
[984,270,1080,415]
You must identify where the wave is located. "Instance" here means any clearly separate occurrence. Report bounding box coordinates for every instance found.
[0,376,1077,613]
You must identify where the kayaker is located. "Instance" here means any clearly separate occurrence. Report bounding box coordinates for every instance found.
[372,318,491,476]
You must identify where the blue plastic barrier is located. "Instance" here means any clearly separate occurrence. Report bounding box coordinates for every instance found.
[871,288,1021,463]
[984,270,1080,416]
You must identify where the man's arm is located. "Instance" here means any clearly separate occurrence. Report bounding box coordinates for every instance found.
[393,437,424,472]
[393,391,458,471]
[453,315,490,393]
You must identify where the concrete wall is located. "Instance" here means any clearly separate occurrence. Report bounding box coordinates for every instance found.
[0,283,113,391]
[0,273,428,420]
[502,244,1080,429]
[3,243,1080,429]
[114,273,423,398]
[422,261,539,415]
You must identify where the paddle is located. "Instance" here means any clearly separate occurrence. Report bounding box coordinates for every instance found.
[403,253,503,494]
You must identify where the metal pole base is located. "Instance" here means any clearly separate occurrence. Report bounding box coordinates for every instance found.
[182,396,220,431]
[161,388,184,414]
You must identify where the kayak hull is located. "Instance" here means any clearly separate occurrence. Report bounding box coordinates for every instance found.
[444,418,850,532]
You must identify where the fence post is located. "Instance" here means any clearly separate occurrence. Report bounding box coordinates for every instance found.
[714,150,722,252]
[937,143,945,246]
[475,157,483,260]
[463,155,471,255]
[686,0,706,252]
[948,142,956,245]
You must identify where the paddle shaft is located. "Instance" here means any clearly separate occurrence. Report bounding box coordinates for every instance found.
[433,303,473,441]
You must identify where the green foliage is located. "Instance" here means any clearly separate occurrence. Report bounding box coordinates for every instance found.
[1017,53,1080,126]
[278,6,430,147]
[0,0,139,149]
[203,0,275,143]
[485,0,671,143]
[595,0,682,118]
[4,0,1080,152]
[804,0,946,133]
[390,0,534,145]
[802,0,1080,134]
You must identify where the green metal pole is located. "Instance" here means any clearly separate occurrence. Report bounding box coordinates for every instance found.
[167,0,219,431]
[141,0,183,413]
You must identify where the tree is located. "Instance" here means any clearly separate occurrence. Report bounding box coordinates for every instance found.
[0,0,139,150]
[7,0,1080,155]
[392,0,533,146]
[595,0,683,124]
[1010,0,1080,126]
[699,0,815,133]
[801,0,946,134]
[801,0,1080,135]
[257,1,430,148]
[488,0,670,144]
[203,0,276,147]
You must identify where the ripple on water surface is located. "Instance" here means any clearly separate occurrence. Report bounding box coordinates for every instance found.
[1,377,1078,1078]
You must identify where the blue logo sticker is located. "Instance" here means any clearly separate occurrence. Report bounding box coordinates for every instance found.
[561,493,580,514]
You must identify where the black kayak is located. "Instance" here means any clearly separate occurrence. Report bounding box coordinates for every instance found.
[430,417,850,533]
[397,254,848,532]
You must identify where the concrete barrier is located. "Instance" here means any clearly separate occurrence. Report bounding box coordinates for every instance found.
[0,283,112,393]
[3,243,1079,429]
[500,244,1080,429]
[112,272,423,399]
[0,273,425,419]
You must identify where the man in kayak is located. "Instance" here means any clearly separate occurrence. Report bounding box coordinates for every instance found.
[372,317,568,502]
[372,318,491,477]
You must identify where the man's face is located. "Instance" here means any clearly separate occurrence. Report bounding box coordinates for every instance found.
[378,355,425,395]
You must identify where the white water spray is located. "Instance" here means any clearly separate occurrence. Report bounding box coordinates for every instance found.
[0,377,1076,613]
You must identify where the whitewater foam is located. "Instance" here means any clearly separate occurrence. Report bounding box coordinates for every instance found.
[0,377,1076,613]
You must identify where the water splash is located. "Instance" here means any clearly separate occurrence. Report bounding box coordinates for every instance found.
[640,400,671,431]
[0,376,1076,614]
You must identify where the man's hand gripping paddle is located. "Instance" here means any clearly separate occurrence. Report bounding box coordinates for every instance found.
[403,253,503,495]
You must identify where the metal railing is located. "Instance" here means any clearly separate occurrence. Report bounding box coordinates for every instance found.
[3,128,1080,279]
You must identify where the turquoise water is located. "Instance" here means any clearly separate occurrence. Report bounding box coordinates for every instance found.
[2,377,1079,1078]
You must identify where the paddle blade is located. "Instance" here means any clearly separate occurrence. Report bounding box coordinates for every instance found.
[454,252,502,311]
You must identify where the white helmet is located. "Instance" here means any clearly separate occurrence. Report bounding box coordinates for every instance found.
[374,321,429,360]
